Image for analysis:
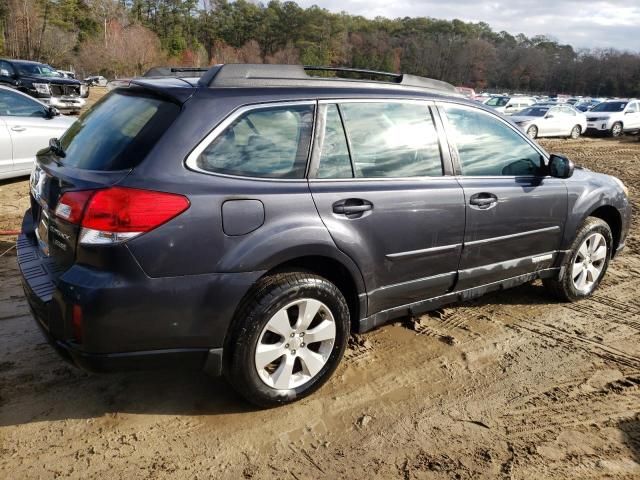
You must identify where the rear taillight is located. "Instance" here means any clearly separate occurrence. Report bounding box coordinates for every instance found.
[56,187,190,245]
[54,190,94,224]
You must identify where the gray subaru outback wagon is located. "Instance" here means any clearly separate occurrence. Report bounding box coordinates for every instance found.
[18,64,631,406]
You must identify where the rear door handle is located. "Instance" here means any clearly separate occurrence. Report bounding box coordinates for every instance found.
[469,193,498,209]
[11,126,26,132]
[333,199,373,218]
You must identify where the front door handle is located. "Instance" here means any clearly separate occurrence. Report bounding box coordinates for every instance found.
[333,199,373,218]
[11,126,26,132]
[469,193,498,209]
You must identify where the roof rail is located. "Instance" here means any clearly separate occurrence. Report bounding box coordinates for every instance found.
[143,66,209,78]
[197,64,458,95]
[303,65,402,80]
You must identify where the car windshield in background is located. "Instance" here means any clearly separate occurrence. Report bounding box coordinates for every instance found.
[485,97,509,107]
[15,63,59,77]
[591,101,628,112]
[58,91,180,170]
[518,107,549,117]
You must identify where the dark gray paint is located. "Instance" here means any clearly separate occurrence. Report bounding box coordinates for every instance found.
[309,177,465,313]
[222,200,265,236]
[19,76,632,372]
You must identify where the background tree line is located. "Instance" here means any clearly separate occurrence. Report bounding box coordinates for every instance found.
[1,0,639,96]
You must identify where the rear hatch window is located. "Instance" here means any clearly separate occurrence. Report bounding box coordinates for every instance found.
[59,90,180,171]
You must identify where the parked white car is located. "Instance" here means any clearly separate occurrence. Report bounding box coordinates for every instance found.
[0,86,75,180]
[585,99,640,137]
[511,104,588,140]
[484,95,537,115]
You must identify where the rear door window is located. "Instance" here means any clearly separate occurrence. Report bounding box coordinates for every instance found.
[316,104,353,179]
[59,90,180,170]
[196,104,315,179]
[338,102,443,178]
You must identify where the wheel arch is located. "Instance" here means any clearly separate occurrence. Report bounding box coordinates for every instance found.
[225,248,368,347]
[264,255,365,332]
[588,205,622,253]
[611,120,624,134]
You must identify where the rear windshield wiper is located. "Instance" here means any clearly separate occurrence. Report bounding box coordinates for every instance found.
[49,137,66,158]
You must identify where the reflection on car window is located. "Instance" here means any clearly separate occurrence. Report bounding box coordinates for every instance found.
[317,105,352,179]
[485,97,509,107]
[60,91,179,170]
[0,89,45,117]
[591,102,627,112]
[15,63,59,77]
[519,107,548,117]
[443,105,543,176]
[197,104,314,179]
[339,102,443,178]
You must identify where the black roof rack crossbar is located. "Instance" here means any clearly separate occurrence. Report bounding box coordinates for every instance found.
[197,64,459,96]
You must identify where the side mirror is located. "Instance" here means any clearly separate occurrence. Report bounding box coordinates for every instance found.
[549,154,574,179]
[45,106,60,118]
[545,114,554,119]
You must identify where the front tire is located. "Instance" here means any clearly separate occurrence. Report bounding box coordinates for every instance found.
[224,272,350,407]
[611,122,623,137]
[526,125,538,140]
[544,217,612,302]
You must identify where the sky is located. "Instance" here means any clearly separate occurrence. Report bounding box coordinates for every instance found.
[294,0,640,51]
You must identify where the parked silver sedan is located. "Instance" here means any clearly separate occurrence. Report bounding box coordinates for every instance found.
[0,86,75,180]
[511,104,588,140]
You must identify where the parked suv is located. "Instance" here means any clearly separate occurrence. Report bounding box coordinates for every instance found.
[484,95,536,115]
[17,64,631,406]
[585,99,640,137]
[0,59,87,113]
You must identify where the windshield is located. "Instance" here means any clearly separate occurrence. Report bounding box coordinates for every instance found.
[58,90,180,170]
[485,97,509,107]
[15,63,59,77]
[517,107,549,117]
[591,101,628,112]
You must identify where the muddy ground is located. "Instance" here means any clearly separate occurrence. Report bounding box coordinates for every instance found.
[1,135,640,479]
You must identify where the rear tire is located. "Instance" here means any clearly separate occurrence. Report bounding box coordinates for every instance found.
[570,125,581,139]
[224,272,350,407]
[543,217,612,302]
[526,125,538,140]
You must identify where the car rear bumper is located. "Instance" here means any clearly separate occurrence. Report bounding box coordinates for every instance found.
[17,210,261,375]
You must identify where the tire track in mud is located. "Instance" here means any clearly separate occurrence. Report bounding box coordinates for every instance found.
[501,375,640,437]
[508,318,640,370]
[562,297,640,332]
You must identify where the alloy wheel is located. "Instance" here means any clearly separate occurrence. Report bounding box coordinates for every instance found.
[572,232,607,294]
[612,123,623,137]
[254,299,336,390]
[571,126,580,139]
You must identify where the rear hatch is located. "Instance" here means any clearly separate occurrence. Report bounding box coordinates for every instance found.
[29,88,181,269]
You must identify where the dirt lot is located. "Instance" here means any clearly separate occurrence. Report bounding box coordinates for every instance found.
[1,135,639,479]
